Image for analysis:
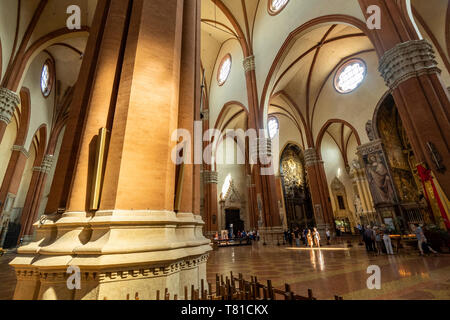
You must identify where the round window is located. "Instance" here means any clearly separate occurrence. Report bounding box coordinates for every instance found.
[334,59,367,94]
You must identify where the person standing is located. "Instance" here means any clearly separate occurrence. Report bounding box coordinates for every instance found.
[373,227,383,255]
[307,230,314,248]
[313,228,321,248]
[303,228,309,246]
[294,227,301,247]
[364,226,375,252]
[326,229,331,245]
[382,225,394,255]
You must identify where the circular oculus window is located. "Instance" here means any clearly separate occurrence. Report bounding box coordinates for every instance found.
[334,59,367,94]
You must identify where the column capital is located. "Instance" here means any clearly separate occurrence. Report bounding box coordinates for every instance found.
[304,148,323,167]
[41,155,54,174]
[356,139,383,157]
[202,170,218,185]
[243,55,256,73]
[250,138,272,162]
[0,87,21,125]
[379,39,440,89]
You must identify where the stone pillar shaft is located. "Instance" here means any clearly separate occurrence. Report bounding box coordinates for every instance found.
[304,148,334,232]
[360,0,450,197]
[66,0,133,213]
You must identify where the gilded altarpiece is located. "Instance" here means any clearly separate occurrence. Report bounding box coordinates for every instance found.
[280,145,314,229]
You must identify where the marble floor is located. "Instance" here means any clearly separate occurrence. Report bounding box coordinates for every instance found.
[206,243,450,300]
[1,243,449,300]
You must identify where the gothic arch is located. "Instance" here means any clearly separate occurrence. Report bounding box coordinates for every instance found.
[259,14,380,131]
[316,119,362,167]
[15,87,31,147]
[6,27,89,91]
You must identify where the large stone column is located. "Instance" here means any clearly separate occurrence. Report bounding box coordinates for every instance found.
[304,148,334,235]
[11,0,210,301]
[18,155,54,243]
[203,170,219,235]
[359,0,450,198]
[250,137,282,241]
[0,87,21,144]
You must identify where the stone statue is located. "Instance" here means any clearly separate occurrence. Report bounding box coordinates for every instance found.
[354,195,363,214]
[366,153,395,203]
[366,120,375,141]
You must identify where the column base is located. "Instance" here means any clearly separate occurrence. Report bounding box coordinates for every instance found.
[259,226,284,245]
[10,210,212,300]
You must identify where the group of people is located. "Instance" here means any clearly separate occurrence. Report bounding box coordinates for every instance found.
[285,227,330,248]
[359,223,439,256]
[360,224,394,255]
[236,230,260,241]
[213,230,260,242]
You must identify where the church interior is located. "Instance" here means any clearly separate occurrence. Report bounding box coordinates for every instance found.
[0,0,449,301]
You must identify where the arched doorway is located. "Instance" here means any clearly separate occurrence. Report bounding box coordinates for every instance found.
[280,144,314,229]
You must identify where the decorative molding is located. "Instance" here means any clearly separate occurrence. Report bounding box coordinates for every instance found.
[243,55,256,73]
[41,155,54,174]
[15,254,210,283]
[379,40,441,89]
[0,87,20,125]
[202,171,218,185]
[12,145,30,158]
[250,138,272,162]
[357,139,383,157]
[303,148,323,167]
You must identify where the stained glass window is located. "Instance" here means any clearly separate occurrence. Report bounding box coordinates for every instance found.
[40,62,52,97]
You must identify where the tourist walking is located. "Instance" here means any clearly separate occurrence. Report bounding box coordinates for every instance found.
[326,228,331,245]
[412,224,438,255]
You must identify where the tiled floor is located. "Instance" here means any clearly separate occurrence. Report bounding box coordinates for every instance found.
[206,243,450,300]
[1,243,449,300]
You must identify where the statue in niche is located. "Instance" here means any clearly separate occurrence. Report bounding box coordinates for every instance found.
[354,195,363,214]
[366,153,395,204]
[366,120,376,141]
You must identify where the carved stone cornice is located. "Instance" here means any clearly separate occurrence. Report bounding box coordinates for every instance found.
[379,40,441,89]
[12,145,30,158]
[202,171,218,185]
[304,148,323,167]
[0,87,20,125]
[243,55,256,73]
[357,139,383,157]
